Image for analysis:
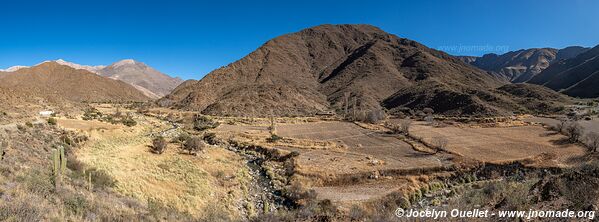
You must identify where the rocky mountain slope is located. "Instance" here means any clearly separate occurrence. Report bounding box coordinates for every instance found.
[160,24,570,116]
[528,45,599,98]
[459,46,589,83]
[0,62,149,102]
[98,59,183,98]
[1,59,182,99]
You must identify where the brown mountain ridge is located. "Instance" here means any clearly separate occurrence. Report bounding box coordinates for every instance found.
[0,62,149,103]
[160,24,571,116]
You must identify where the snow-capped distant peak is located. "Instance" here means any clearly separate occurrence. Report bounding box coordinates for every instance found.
[0,65,28,72]
[112,59,138,67]
[44,59,106,74]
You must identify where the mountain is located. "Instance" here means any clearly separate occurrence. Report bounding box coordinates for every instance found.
[0,65,28,72]
[98,59,183,99]
[0,62,149,102]
[54,59,106,73]
[458,47,589,83]
[160,24,570,117]
[528,45,599,98]
[1,59,183,99]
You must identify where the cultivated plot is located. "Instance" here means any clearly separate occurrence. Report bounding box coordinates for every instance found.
[409,122,586,166]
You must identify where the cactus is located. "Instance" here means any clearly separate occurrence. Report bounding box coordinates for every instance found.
[88,171,93,191]
[52,146,67,189]
[0,140,7,160]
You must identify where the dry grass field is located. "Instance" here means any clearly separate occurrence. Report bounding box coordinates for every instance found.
[72,109,254,219]
[409,121,586,166]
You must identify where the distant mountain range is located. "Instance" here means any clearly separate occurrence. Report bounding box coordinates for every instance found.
[528,45,599,98]
[160,24,570,116]
[0,59,182,99]
[0,62,149,102]
[458,46,589,82]
[459,45,599,98]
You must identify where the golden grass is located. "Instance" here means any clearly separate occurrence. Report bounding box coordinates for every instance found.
[75,114,253,218]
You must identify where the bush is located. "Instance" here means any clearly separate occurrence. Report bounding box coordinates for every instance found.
[193,115,219,131]
[432,136,449,150]
[172,133,190,144]
[586,132,599,152]
[423,108,434,115]
[151,136,167,154]
[366,109,386,124]
[386,118,412,135]
[267,134,282,143]
[47,118,57,125]
[122,116,137,127]
[183,136,205,155]
[566,122,584,143]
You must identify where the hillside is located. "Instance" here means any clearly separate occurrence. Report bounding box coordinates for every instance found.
[459,46,589,83]
[528,45,599,98]
[160,24,571,116]
[0,62,149,102]
[98,59,183,98]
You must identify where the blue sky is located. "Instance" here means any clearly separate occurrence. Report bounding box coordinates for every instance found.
[1,0,598,80]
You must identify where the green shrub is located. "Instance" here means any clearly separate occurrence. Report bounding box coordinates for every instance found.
[122,116,137,127]
[47,118,57,125]
[267,134,282,143]
[193,115,219,131]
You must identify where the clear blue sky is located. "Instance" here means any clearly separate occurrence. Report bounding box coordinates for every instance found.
[1,0,598,80]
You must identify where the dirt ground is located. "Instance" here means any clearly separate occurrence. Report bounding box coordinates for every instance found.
[409,121,586,166]
[217,121,451,176]
[214,120,452,203]
[57,118,120,131]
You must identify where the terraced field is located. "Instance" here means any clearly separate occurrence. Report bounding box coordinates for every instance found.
[215,121,453,203]
[409,121,586,166]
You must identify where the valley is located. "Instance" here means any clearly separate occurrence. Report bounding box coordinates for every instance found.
[1,21,598,221]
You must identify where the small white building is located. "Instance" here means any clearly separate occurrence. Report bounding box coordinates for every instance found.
[39,111,54,117]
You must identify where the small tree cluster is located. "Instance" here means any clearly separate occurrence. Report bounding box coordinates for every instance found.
[151,136,167,154]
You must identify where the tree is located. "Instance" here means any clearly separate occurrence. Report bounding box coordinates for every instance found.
[566,122,584,143]
[151,136,167,154]
[586,132,599,152]
[183,136,205,155]
[342,92,350,119]
[399,118,412,135]
[268,114,277,136]
[423,108,434,115]
[366,108,386,124]
[555,118,568,133]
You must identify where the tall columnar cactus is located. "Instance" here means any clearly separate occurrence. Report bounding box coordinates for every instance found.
[0,140,7,160]
[53,146,67,189]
